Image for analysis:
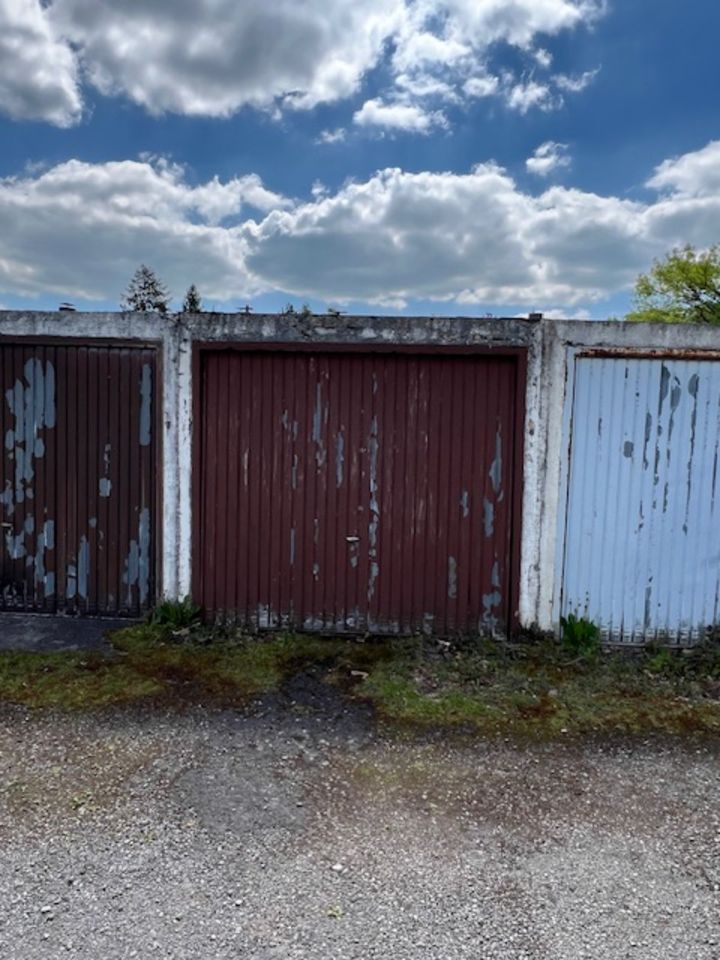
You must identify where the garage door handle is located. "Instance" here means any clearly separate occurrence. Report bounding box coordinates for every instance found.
[345,536,360,543]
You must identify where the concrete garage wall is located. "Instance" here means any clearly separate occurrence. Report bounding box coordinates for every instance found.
[1,310,719,639]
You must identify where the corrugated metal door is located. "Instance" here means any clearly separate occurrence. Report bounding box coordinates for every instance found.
[561,356,720,643]
[0,342,157,616]
[195,349,523,635]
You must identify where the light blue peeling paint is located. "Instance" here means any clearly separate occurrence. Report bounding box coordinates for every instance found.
[289,528,296,565]
[312,383,323,442]
[124,542,139,602]
[367,416,380,601]
[562,357,720,643]
[138,507,151,605]
[312,381,326,467]
[43,519,54,550]
[66,564,77,600]
[3,359,56,507]
[483,498,494,538]
[459,490,469,518]
[78,536,90,600]
[489,429,502,494]
[5,528,26,559]
[33,520,55,595]
[99,443,112,498]
[123,507,151,606]
[482,591,502,627]
[336,431,345,488]
[0,481,13,516]
[139,364,152,446]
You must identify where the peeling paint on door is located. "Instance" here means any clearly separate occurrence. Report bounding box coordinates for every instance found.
[196,350,521,634]
[123,506,151,607]
[561,356,720,643]
[4,358,55,506]
[0,344,156,615]
[139,364,152,447]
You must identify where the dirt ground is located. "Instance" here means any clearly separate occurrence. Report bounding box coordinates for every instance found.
[0,676,719,959]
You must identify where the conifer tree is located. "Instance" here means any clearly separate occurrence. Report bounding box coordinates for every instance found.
[121,265,171,314]
[182,284,202,313]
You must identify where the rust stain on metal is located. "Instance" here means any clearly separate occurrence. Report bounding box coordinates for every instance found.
[578,348,720,361]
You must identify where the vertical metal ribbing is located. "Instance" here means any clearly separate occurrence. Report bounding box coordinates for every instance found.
[197,349,521,635]
[562,356,720,643]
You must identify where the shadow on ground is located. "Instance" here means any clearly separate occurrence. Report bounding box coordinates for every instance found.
[0,613,131,653]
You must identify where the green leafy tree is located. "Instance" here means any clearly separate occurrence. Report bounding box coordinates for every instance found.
[182,284,203,313]
[121,264,171,314]
[627,244,720,325]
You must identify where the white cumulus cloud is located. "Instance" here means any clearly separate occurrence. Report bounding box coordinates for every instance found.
[0,0,81,125]
[353,98,448,134]
[526,142,572,176]
[505,79,556,114]
[1,0,604,126]
[4,139,718,313]
[555,68,600,92]
[0,158,288,301]
[646,140,720,198]
[49,0,404,116]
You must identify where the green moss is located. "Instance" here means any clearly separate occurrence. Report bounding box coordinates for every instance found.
[0,628,346,711]
[1,627,720,737]
[353,639,720,738]
[0,649,164,709]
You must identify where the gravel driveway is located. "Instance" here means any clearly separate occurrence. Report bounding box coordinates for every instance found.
[1,677,719,959]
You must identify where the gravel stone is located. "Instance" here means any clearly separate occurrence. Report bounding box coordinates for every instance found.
[0,694,718,959]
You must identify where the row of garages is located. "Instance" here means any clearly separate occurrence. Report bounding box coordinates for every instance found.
[0,312,718,643]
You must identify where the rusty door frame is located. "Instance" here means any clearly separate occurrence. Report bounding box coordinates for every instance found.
[0,335,164,614]
[192,341,527,635]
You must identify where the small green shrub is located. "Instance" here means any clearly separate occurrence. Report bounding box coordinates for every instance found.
[645,645,676,675]
[148,596,202,629]
[560,613,600,658]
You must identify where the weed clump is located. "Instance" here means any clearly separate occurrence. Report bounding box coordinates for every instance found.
[560,613,600,659]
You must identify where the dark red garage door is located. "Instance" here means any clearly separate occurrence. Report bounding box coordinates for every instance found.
[0,341,158,616]
[195,348,524,635]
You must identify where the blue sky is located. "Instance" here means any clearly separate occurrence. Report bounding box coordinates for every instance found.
[1,0,719,318]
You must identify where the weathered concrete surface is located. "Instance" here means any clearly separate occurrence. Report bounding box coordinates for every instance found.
[0,613,129,652]
[0,698,718,960]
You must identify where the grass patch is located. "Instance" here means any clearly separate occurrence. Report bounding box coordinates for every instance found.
[0,648,164,710]
[1,625,720,737]
[353,638,720,738]
[0,626,345,711]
